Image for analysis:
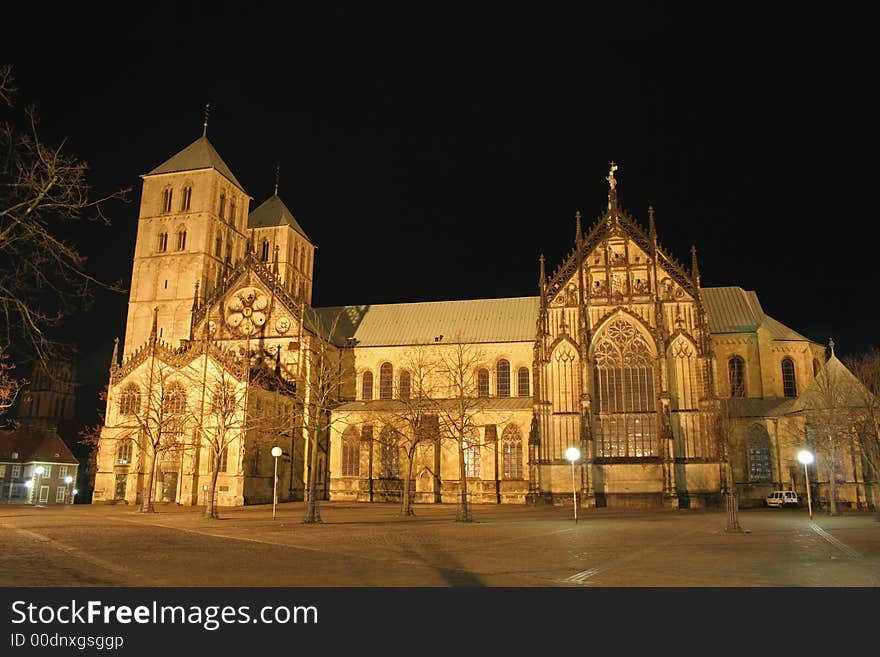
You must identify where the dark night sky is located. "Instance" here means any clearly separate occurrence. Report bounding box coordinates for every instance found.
[2,3,878,418]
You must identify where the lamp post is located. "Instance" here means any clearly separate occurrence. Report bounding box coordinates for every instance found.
[565,447,581,523]
[798,449,814,520]
[33,466,44,506]
[24,479,33,503]
[71,489,78,503]
[64,476,73,505]
[271,446,283,520]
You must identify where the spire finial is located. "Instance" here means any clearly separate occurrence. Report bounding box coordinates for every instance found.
[191,280,201,313]
[109,337,119,374]
[607,161,618,191]
[274,164,280,196]
[150,307,158,343]
[606,161,619,212]
[691,245,700,285]
[829,338,835,357]
[539,254,546,289]
[575,210,582,244]
[648,205,656,238]
[202,102,210,137]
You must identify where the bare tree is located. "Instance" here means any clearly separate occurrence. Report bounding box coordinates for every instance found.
[0,347,23,421]
[433,338,488,523]
[0,65,127,368]
[715,398,743,532]
[843,347,880,504]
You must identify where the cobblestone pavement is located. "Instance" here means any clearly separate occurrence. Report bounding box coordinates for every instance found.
[1,502,878,587]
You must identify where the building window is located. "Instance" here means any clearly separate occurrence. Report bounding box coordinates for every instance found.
[180,186,192,212]
[58,465,68,480]
[463,435,481,478]
[782,358,797,397]
[211,446,229,473]
[163,381,187,415]
[261,239,270,262]
[116,442,132,465]
[211,382,236,415]
[477,369,489,398]
[218,192,226,218]
[342,427,360,476]
[747,425,772,482]
[56,487,67,502]
[157,231,168,253]
[379,427,399,478]
[496,360,510,397]
[361,371,373,400]
[39,486,49,503]
[215,235,222,257]
[229,197,236,223]
[162,188,173,213]
[119,383,140,416]
[502,424,523,479]
[176,225,187,251]
[379,363,393,400]
[398,370,411,400]
[11,464,21,478]
[41,465,51,478]
[517,367,530,397]
[728,356,745,397]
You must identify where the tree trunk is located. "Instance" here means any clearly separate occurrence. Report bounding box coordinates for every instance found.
[141,452,157,513]
[828,440,839,515]
[205,460,220,519]
[401,449,415,516]
[457,440,471,522]
[302,424,322,524]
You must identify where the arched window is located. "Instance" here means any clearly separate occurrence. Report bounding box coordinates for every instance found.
[180,186,192,212]
[218,192,226,218]
[342,426,360,477]
[782,358,797,397]
[175,225,187,251]
[361,371,373,400]
[229,197,236,223]
[163,381,187,415]
[379,362,393,400]
[398,369,411,400]
[517,367,530,397]
[379,427,399,478]
[728,356,745,397]
[496,359,510,397]
[116,441,132,465]
[119,384,140,416]
[502,424,523,479]
[746,425,772,482]
[162,188,173,213]
[593,318,657,458]
[261,239,270,262]
[157,231,168,253]
[214,235,222,257]
[477,369,490,397]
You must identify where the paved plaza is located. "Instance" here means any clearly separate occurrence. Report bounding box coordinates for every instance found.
[1,501,878,587]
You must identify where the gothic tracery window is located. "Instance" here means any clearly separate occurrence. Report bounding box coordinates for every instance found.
[502,424,523,479]
[747,425,772,482]
[782,358,797,397]
[163,381,187,415]
[119,383,141,416]
[728,356,745,397]
[342,426,360,477]
[593,319,657,458]
[463,435,481,478]
[261,239,270,262]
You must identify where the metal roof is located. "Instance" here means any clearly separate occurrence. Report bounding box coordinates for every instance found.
[701,286,811,342]
[312,297,541,347]
[247,194,312,242]
[147,136,245,191]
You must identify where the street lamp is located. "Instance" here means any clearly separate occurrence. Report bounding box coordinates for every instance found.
[798,450,814,520]
[565,447,581,523]
[33,466,44,506]
[271,446,283,520]
[64,476,73,505]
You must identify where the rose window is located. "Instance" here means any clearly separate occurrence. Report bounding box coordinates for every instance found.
[225,287,268,336]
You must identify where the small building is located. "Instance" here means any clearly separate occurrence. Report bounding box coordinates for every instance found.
[0,429,80,504]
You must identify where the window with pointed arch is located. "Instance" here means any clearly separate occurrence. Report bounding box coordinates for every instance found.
[398,369,411,400]
[496,359,510,397]
[116,441,132,465]
[477,369,490,398]
[210,381,236,416]
[156,231,168,253]
[162,381,187,415]
[746,424,772,482]
[229,197,236,223]
[218,192,226,218]
[119,384,141,416]
[379,362,393,400]
[261,238,270,262]
[593,318,658,458]
[379,427,399,478]
[517,367,530,397]
[161,188,173,213]
[361,371,373,400]
[175,225,187,251]
[502,424,523,479]
[463,435,481,478]
[728,356,745,397]
[180,186,192,212]
[342,426,360,476]
[214,235,222,258]
[781,358,797,397]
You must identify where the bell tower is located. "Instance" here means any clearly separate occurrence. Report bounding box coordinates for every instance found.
[122,134,251,358]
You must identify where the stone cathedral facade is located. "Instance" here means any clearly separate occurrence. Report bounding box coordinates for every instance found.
[92,137,876,511]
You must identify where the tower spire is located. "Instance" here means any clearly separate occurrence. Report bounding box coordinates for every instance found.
[539,253,546,290]
[191,281,201,313]
[648,205,657,241]
[575,210,583,245]
[829,337,835,358]
[109,337,119,376]
[274,164,280,196]
[691,245,701,287]
[202,102,210,138]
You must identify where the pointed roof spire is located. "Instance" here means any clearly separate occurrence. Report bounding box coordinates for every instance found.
[109,337,119,375]
[273,244,280,275]
[539,254,546,288]
[574,210,583,245]
[191,281,201,313]
[248,194,312,242]
[148,134,246,191]
[829,337,835,358]
[202,102,210,137]
[606,161,619,212]
[691,245,701,286]
[274,164,280,196]
[648,205,657,240]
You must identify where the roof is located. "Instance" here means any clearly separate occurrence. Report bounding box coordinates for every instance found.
[335,397,534,413]
[147,136,245,191]
[701,286,811,342]
[311,297,541,347]
[720,397,790,418]
[247,194,312,242]
[0,429,79,464]
[775,354,874,415]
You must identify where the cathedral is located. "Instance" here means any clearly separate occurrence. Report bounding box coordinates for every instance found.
[92,135,876,511]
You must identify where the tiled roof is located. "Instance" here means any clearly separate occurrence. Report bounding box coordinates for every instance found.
[248,194,311,242]
[702,286,811,342]
[0,429,79,464]
[312,297,541,347]
[147,136,245,191]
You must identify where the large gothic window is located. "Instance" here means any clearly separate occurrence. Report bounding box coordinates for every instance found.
[593,319,657,458]
[342,426,360,476]
[502,424,523,479]
[496,360,510,397]
[782,358,797,397]
[728,356,745,397]
[119,384,141,416]
[477,369,490,397]
[379,363,393,400]
[361,371,373,400]
[163,381,187,415]
[747,425,772,482]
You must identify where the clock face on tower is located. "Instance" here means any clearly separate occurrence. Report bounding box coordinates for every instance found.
[225,286,269,336]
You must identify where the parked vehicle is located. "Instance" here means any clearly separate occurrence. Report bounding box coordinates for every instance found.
[765,490,799,507]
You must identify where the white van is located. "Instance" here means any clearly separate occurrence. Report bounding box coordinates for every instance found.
[765,490,799,508]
